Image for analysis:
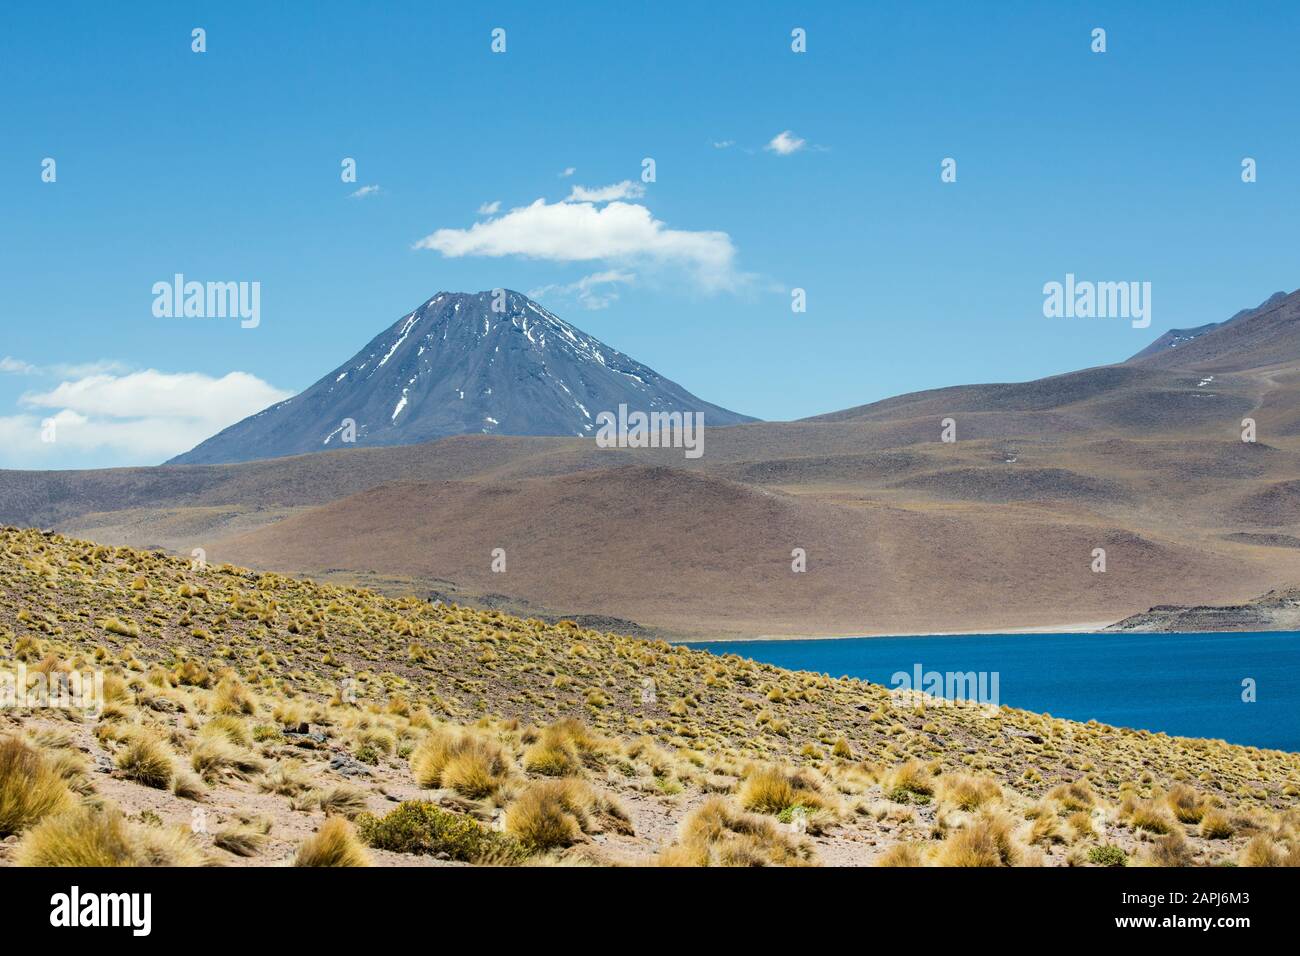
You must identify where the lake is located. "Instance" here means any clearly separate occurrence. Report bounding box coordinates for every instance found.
[692,631,1300,753]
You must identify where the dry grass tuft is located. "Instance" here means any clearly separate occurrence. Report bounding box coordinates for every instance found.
[213,825,268,858]
[886,760,936,799]
[410,729,509,797]
[114,732,175,789]
[1198,809,1234,840]
[1123,798,1176,835]
[934,812,1022,867]
[875,842,925,867]
[16,807,205,866]
[503,778,618,852]
[737,764,833,818]
[317,785,370,818]
[659,796,814,867]
[1165,784,1209,824]
[1047,780,1096,812]
[211,676,256,716]
[936,773,1002,812]
[189,734,265,783]
[0,736,73,837]
[293,817,370,867]
[1239,834,1283,867]
[521,722,585,777]
[1141,832,1195,867]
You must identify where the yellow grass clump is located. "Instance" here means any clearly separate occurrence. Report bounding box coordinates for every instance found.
[934,812,1022,867]
[0,736,74,836]
[293,817,370,867]
[113,732,175,790]
[410,728,510,797]
[659,797,813,867]
[737,764,833,817]
[936,773,1002,812]
[503,778,629,852]
[875,842,925,867]
[521,719,597,777]
[16,808,205,866]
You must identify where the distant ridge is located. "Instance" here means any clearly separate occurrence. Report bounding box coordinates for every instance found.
[1126,290,1294,368]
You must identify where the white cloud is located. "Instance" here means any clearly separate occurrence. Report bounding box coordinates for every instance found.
[565,180,646,203]
[477,200,501,215]
[0,410,191,462]
[1,369,292,467]
[712,140,735,149]
[415,198,741,292]
[23,369,290,424]
[765,130,807,155]
[349,184,381,199]
[529,270,636,310]
[2,357,131,378]
[559,167,576,178]
[0,357,37,375]
[52,360,133,378]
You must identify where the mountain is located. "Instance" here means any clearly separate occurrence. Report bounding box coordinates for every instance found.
[8,283,1300,637]
[167,290,756,465]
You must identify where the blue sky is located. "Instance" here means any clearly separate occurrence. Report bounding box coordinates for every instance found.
[2,1,1298,468]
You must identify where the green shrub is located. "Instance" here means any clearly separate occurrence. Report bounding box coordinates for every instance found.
[1088,845,1127,867]
[251,724,282,743]
[354,801,524,864]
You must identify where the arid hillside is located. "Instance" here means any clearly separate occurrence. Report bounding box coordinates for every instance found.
[206,466,1271,637]
[2,529,1296,868]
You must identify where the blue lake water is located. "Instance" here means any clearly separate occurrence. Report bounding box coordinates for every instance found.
[692,632,1300,753]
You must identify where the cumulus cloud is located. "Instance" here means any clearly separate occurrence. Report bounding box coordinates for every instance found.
[0,368,292,467]
[415,198,741,292]
[23,369,289,423]
[765,130,807,155]
[528,270,636,310]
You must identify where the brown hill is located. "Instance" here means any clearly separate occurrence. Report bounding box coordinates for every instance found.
[5,286,1300,637]
[203,465,1274,637]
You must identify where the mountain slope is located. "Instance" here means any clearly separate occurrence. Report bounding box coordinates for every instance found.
[168,290,755,465]
[1126,289,1298,370]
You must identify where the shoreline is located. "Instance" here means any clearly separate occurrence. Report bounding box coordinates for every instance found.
[675,620,1118,644]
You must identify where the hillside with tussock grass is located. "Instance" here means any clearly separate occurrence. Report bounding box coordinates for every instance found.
[1,527,1297,867]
